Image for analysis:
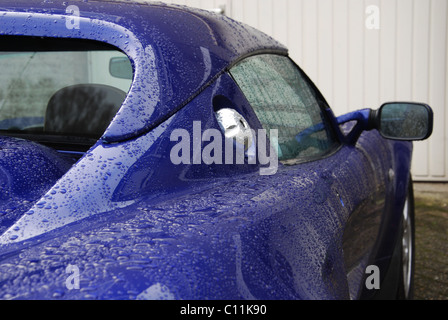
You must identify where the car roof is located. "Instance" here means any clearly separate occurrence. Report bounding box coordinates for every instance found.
[0,0,287,142]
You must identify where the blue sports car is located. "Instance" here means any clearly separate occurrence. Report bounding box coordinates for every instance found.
[0,0,433,300]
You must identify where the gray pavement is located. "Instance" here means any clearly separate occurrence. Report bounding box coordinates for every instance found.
[414,182,448,204]
[413,182,448,300]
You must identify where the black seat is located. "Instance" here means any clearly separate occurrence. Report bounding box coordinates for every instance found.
[45,84,127,138]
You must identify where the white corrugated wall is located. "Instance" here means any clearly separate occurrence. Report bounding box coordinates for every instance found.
[163,0,448,182]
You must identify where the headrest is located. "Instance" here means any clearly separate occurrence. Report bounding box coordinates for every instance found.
[45,84,127,138]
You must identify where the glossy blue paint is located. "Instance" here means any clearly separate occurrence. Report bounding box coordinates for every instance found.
[336,109,373,144]
[0,0,422,300]
[0,136,74,237]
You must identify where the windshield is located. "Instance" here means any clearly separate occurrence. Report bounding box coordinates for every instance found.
[0,36,133,151]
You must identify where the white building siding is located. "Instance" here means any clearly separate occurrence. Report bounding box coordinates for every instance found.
[164,0,448,182]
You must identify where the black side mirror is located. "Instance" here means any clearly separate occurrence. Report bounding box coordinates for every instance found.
[333,102,434,145]
[376,102,433,141]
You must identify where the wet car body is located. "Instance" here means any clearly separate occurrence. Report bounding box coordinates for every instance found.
[0,0,431,300]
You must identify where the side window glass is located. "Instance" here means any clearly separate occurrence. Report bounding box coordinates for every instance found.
[230,55,339,163]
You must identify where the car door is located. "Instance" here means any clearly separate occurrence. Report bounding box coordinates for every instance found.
[228,54,391,299]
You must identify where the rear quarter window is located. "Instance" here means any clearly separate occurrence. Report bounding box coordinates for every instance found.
[0,36,133,150]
